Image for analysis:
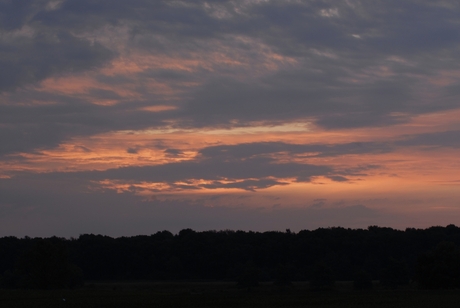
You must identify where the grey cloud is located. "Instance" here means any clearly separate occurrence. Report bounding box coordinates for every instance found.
[139,69,194,81]
[362,2,460,54]
[199,141,393,159]
[86,156,332,185]
[19,1,460,61]
[315,112,410,129]
[0,123,70,156]
[164,149,183,156]
[2,0,460,154]
[165,1,460,129]
[0,92,171,156]
[88,88,122,100]
[126,147,138,154]
[310,199,327,208]
[94,74,136,86]
[327,176,349,182]
[117,0,460,60]
[0,31,114,92]
[442,80,460,97]
[0,0,46,30]
[180,71,423,129]
[396,130,460,148]
[33,1,227,46]
[74,145,91,152]
[197,178,288,192]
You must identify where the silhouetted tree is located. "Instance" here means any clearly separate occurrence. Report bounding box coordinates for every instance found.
[0,270,21,289]
[273,264,294,286]
[380,258,410,289]
[310,262,335,291]
[237,265,260,290]
[3,225,460,284]
[16,239,83,289]
[416,241,460,289]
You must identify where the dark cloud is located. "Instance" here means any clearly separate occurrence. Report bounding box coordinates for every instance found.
[0,31,114,92]
[327,175,349,182]
[196,178,288,192]
[0,122,69,156]
[87,88,122,100]
[180,70,425,129]
[1,0,460,155]
[164,149,183,156]
[0,0,46,30]
[74,145,91,152]
[397,130,460,148]
[139,69,194,81]
[310,199,327,208]
[361,1,460,55]
[199,141,393,159]
[0,92,171,156]
[315,112,409,129]
[126,147,138,154]
[84,156,333,187]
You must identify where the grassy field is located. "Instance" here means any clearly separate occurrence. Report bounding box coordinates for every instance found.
[2,281,460,308]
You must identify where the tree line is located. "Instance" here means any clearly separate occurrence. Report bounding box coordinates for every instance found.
[2,225,460,289]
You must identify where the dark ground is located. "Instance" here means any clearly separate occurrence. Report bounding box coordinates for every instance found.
[2,281,460,308]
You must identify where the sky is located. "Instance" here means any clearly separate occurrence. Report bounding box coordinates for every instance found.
[1,0,460,237]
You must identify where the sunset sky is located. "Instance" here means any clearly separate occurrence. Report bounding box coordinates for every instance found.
[1,0,460,237]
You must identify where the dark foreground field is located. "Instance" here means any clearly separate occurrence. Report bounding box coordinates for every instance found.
[2,282,460,308]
